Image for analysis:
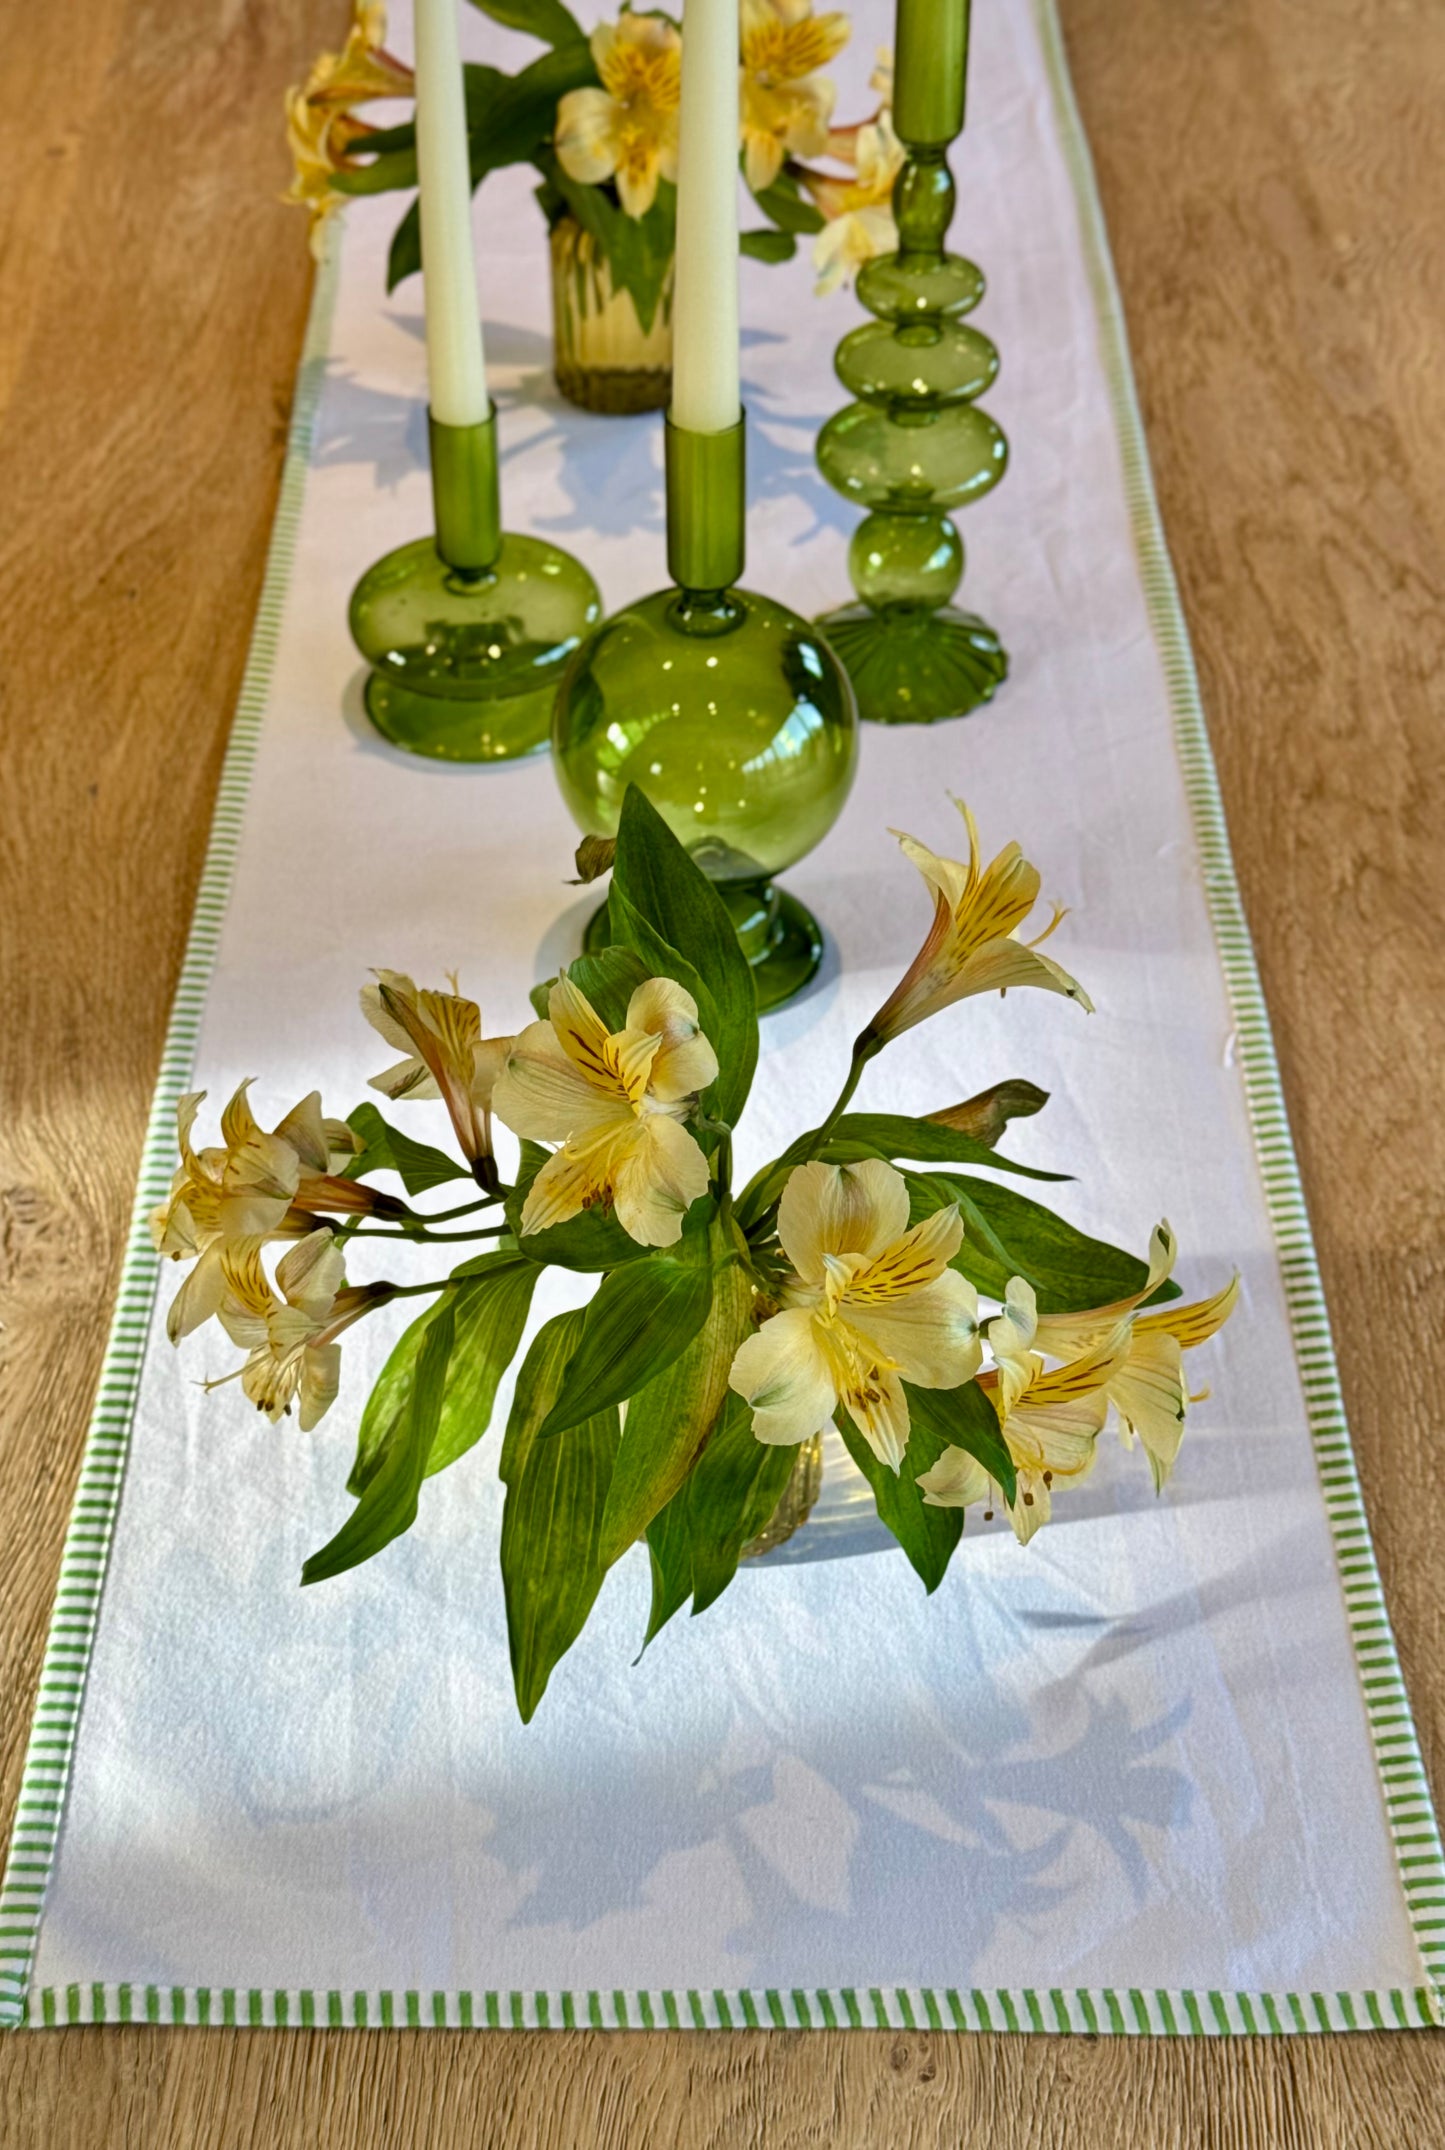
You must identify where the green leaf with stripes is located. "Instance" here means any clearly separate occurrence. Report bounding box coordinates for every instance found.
[344,1101,469,1193]
[347,1252,537,1496]
[906,1171,1181,1313]
[500,1309,622,1721]
[641,1392,796,1643]
[537,1242,715,1440]
[302,1303,455,1585]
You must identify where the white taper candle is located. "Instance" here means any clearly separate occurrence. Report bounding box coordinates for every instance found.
[670,0,741,435]
[414,0,489,428]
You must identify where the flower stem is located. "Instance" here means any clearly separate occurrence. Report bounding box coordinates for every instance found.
[412,1190,511,1222]
[346,1222,510,1244]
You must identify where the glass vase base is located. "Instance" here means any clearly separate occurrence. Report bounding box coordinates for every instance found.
[554,361,672,416]
[817,601,1008,725]
[350,534,602,764]
[740,1432,825,1560]
[583,874,825,1014]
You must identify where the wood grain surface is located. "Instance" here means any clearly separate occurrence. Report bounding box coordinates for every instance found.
[3,0,1443,2141]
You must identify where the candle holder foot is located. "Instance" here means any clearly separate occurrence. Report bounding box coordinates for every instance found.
[350,534,602,764]
[583,872,825,1013]
[816,601,1006,725]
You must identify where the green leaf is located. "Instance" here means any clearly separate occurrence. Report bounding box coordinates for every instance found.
[688,1396,798,1615]
[302,1303,455,1586]
[599,1236,751,1567]
[819,1113,1068,1180]
[641,1393,795,1644]
[387,45,598,289]
[468,0,583,45]
[907,1173,1182,1314]
[612,785,759,1128]
[902,1169,1019,1280]
[347,1253,537,1497]
[904,1380,1018,1505]
[344,1101,469,1195]
[559,944,652,1033]
[333,147,418,196]
[740,229,797,263]
[500,1309,622,1721]
[834,1408,962,1594]
[537,152,677,333]
[748,167,826,235]
[538,1243,715,1440]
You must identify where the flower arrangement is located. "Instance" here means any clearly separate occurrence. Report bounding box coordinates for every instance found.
[159,788,1237,1721]
[285,1,904,309]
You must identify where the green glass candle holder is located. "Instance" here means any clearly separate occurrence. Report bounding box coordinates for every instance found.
[550,415,858,1011]
[349,408,602,763]
[815,0,1008,725]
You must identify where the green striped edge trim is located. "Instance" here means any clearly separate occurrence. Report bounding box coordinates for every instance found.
[0,232,344,2036]
[1033,0,1445,2025]
[13,1985,1439,2033]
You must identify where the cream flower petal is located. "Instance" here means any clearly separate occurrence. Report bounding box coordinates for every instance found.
[273,1091,331,1174]
[847,1203,965,1300]
[729,1307,837,1447]
[1005,1469,1054,1545]
[518,1125,629,1236]
[167,1243,228,1343]
[917,1443,991,1510]
[1034,1220,1177,1361]
[1134,1271,1240,1349]
[471,1035,514,1111]
[299,1343,343,1431]
[369,1052,439,1102]
[554,86,619,186]
[276,1227,345,1314]
[548,975,620,1087]
[626,978,718,1102]
[777,1158,911,1282]
[359,971,420,1056]
[615,153,663,220]
[843,1270,982,1391]
[612,1114,709,1248]
[837,1360,911,1473]
[493,1020,627,1144]
[957,937,1094,1010]
[743,126,787,194]
[1110,1330,1189,1490]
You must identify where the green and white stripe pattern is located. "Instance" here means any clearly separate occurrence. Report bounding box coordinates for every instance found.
[12,1983,1443,2033]
[3,5,1442,2034]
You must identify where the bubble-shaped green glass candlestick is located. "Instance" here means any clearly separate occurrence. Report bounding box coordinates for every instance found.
[551,416,858,1011]
[815,0,1008,725]
[349,408,602,762]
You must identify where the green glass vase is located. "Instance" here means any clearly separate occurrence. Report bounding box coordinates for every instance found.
[349,409,602,762]
[815,0,1008,724]
[550,417,858,1011]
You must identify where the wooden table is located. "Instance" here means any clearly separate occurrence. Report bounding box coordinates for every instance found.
[3,1,1442,2141]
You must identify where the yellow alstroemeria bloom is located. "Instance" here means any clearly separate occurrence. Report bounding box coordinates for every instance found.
[740,0,850,195]
[864,799,1093,1048]
[361,970,514,1177]
[492,973,718,1248]
[728,1159,982,1472]
[150,1084,362,1343]
[918,1279,1127,1542]
[555,13,682,220]
[283,2,414,257]
[804,112,904,294]
[1030,1224,1241,1490]
[214,1231,388,1431]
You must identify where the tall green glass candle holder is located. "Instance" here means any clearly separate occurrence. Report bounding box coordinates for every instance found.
[349,407,602,762]
[550,414,858,1011]
[815,0,1008,725]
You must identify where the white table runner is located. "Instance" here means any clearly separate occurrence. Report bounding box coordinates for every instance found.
[5,0,1441,2035]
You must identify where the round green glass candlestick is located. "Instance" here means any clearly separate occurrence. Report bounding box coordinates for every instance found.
[551,417,858,1011]
[815,2,1009,726]
[349,409,602,763]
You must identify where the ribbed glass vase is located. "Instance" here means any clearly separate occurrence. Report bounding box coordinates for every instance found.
[550,217,673,416]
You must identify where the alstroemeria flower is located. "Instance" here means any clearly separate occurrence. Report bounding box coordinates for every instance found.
[728,1159,981,1471]
[740,0,850,194]
[492,973,718,1248]
[284,2,414,257]
[214,1231,389,1431]
[918,1278,1127,1542]
[151,1084,362,1343]
[864,800,1093,1048]
[555,13,682,220]
[361,970,513,1179]
[1030,1225,1241,1490]
[802,111,904,293]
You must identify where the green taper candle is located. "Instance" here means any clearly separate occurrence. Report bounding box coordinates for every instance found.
[893,0,970,147]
